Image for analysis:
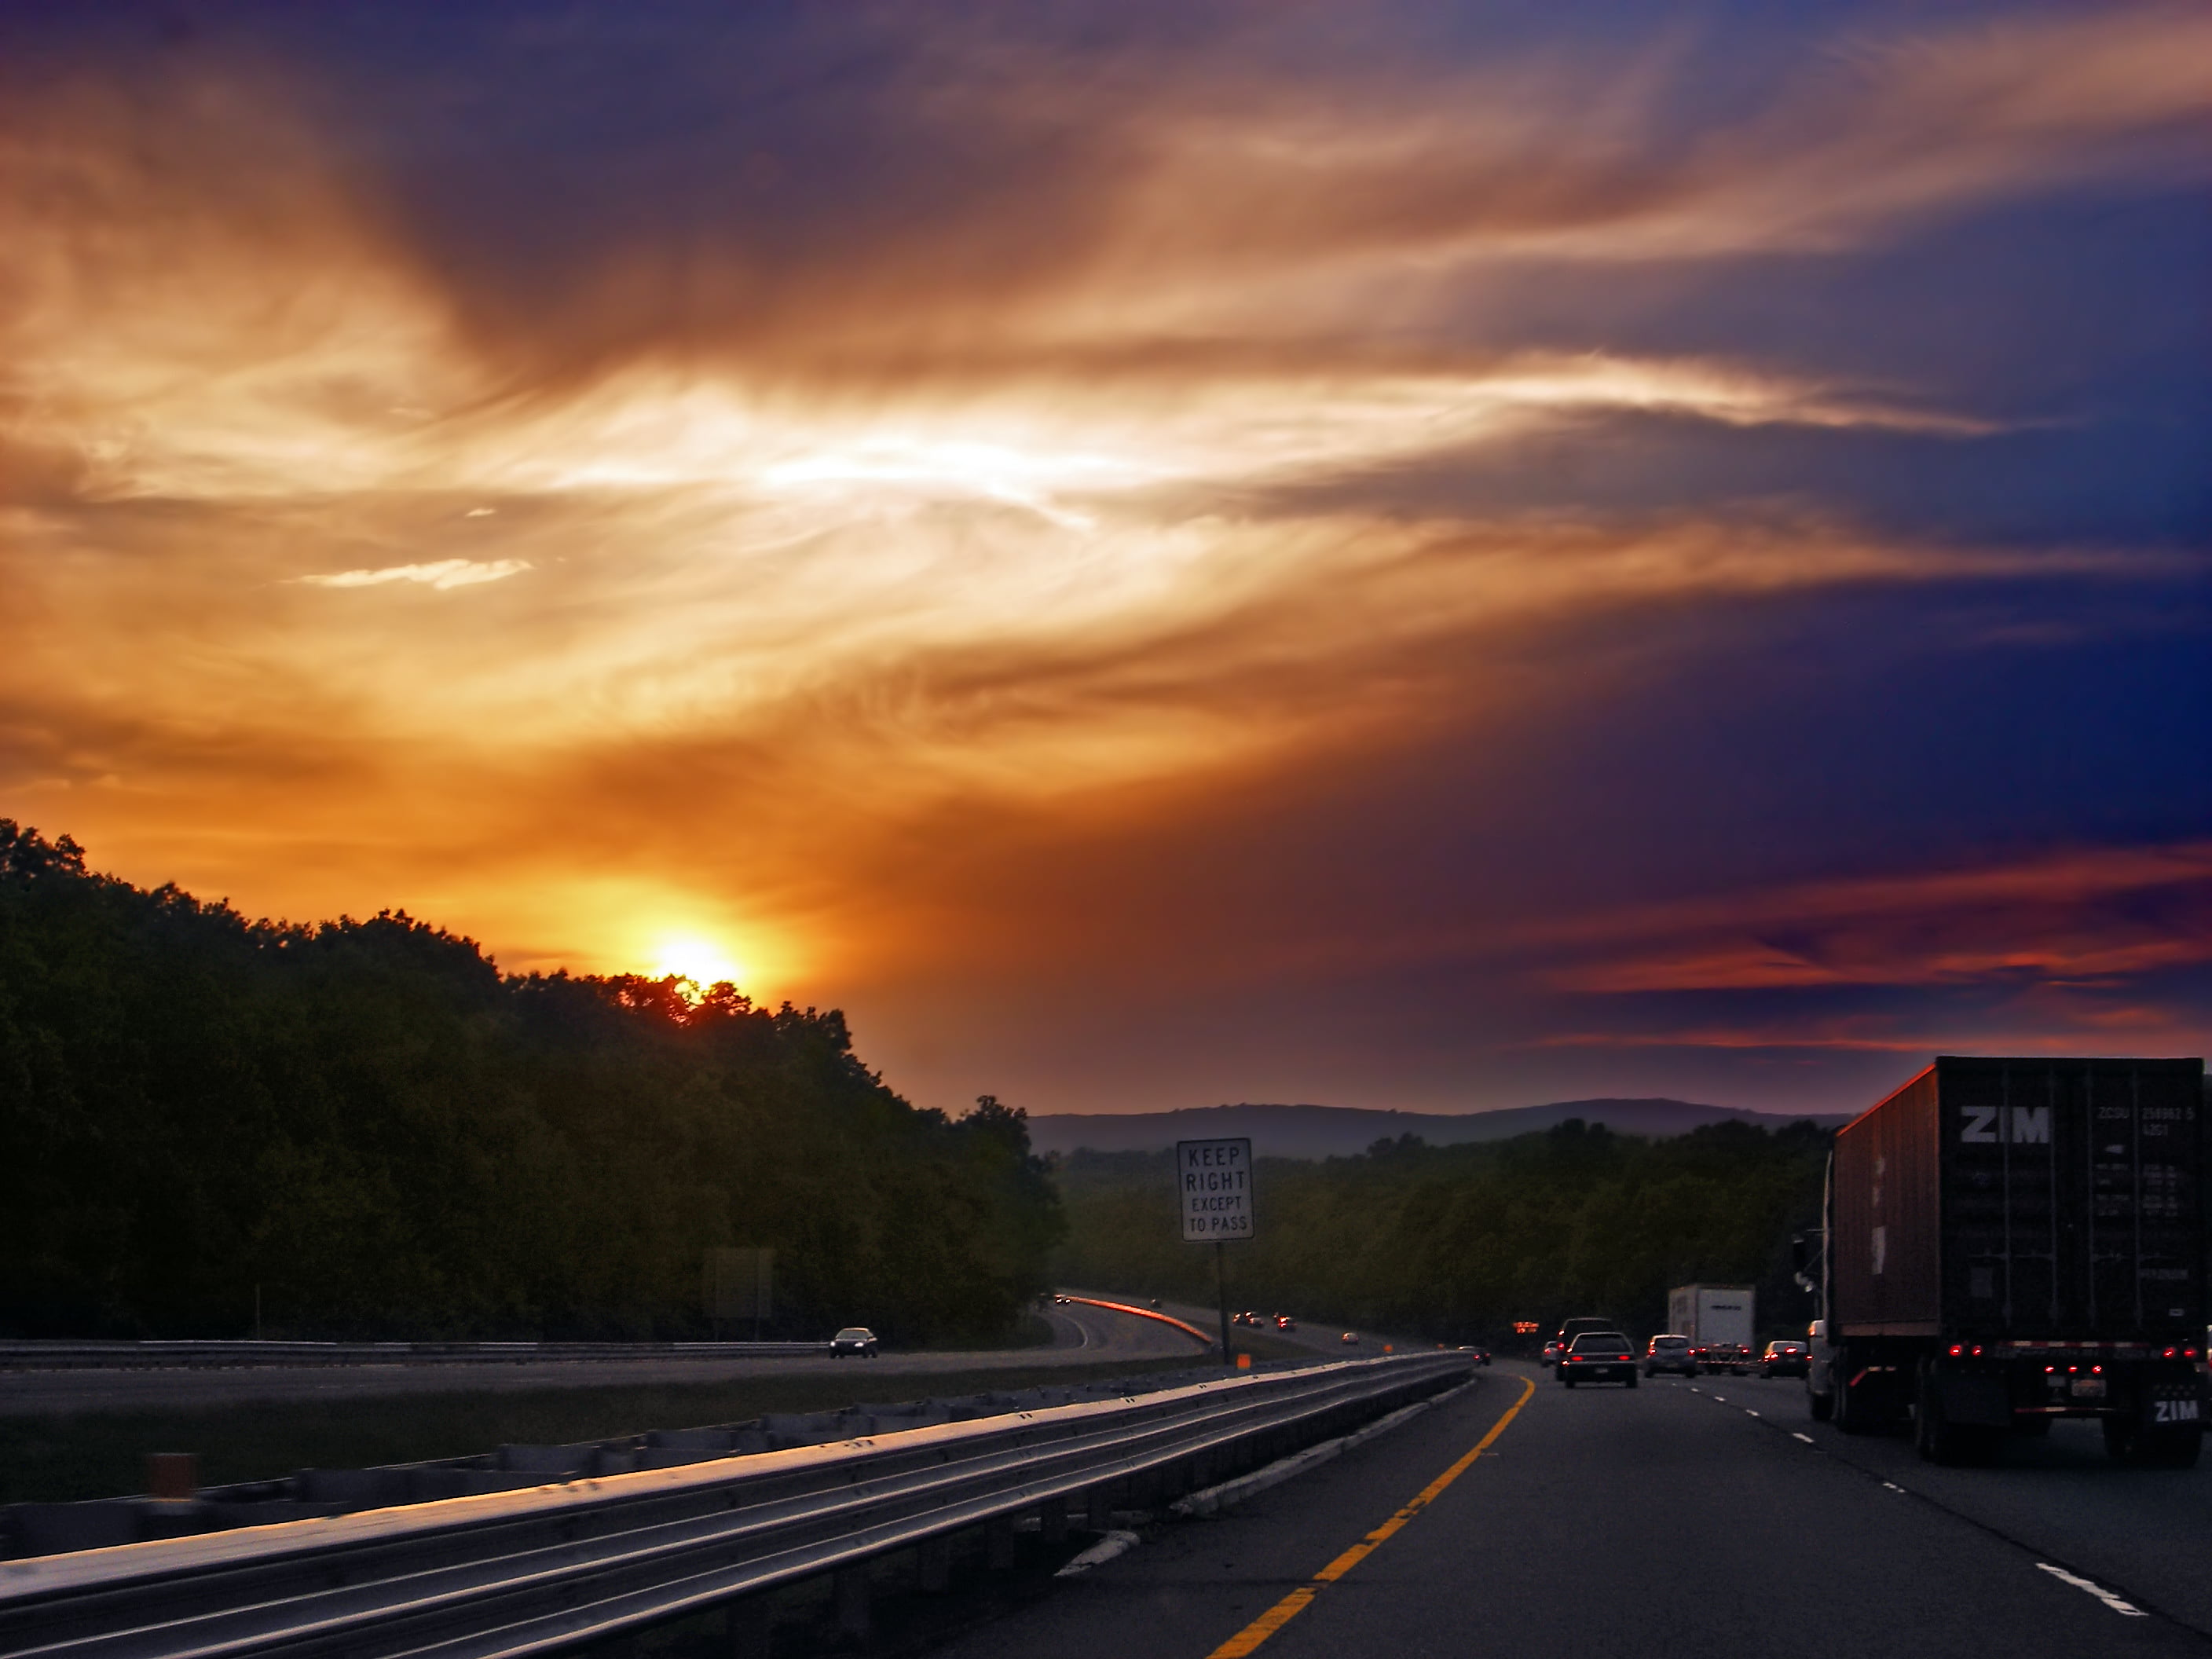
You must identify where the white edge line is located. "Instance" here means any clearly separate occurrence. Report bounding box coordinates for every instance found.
[1171,1377,1477,1520]
[1792,1432,1815,1444]
[2038,1562,2146,1617]
[1054,1529,1141,1577]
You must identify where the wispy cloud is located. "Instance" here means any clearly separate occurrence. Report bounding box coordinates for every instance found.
[1530,842,2212,994]
[297,559,532,591]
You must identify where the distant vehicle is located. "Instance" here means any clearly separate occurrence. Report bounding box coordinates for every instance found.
[830,1327,879,1358]
[1551,1317,1617,1375]
[1761,1341,1809,1379]
[1541,1341,1563,1367]
[1053,1295,1069,1305]
[1698,1342,1751,1376]
[1274,1313,1297,1331]
[1645,1335,1696,1378]
[1669,1285,1756,1354]
[1232,1310,1262,1327]
[1462,1345,1492,1365]
[1340,1331,1361,1346]
[1148,1298,1162,1310]
[1562,1331,1638,1388]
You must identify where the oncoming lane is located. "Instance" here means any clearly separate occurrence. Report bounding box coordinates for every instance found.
[925,1361,2209,1659]
[0,1301,1203,1417]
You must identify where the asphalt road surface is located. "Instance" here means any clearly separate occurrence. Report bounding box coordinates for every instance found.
[0,1302,1205,1417]
[925,1361,2212,1658]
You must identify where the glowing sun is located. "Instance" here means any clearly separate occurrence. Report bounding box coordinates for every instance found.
[651,935,747,990]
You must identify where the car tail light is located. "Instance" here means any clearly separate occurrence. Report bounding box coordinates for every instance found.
[2163,1348,2178,1359]
[1948,1345,1964,1357]
[1971,1346,1984,1357]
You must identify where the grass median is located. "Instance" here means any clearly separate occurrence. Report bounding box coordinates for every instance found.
[0,1354,1254,1507]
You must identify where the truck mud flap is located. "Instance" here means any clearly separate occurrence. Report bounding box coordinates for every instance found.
[2141,1382,2204,1430]
[1936,1372,2011,1429]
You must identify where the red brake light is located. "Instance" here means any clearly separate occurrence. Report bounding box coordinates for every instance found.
[2163,1348,2178,1359]
[1947,1345,1964,1357]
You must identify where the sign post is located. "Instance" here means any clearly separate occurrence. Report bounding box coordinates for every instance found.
[1177,1138,1254,1366]
[704,1248,774,1340]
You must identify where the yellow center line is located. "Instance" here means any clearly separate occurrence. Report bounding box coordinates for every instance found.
[1205,1373,1537,1659]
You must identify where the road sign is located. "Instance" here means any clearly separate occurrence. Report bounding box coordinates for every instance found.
[1177,1137,1255,1243]
[704,1248,773,1322]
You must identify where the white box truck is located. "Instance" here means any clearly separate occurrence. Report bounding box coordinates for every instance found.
[1668,1284,1755,1371]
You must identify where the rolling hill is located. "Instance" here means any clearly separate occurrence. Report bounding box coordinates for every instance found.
[1027,1097,1850,1160]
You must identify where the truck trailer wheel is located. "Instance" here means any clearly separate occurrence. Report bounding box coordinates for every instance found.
[2148,1429,2205,1469]
[2107,1418,2203,1468]
[1833,1358,1868,1435]
[1914,1372,1961,1463]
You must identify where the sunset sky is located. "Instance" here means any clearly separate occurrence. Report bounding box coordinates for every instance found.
[3,2,2207,1117]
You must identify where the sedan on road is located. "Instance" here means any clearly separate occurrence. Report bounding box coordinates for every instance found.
[830,1327,879,1358]
[1340,1331,1361,1346]
[1760,1340,1809,1378]
[1561,1331,1639,1387]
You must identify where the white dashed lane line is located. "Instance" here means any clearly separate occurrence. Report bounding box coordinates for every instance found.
[1686,1387,2162,1624]
[2038,1562,2146,1617]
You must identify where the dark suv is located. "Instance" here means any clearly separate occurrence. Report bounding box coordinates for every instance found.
[1551,1317,1618,1378]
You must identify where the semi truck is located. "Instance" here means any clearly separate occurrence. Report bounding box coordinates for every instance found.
[1667,1284,1755,1352]
[1805,1055,2207,1465]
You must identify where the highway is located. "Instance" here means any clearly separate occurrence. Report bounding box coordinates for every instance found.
[0,1301,1204,1417]
[924,1362,2212,1658]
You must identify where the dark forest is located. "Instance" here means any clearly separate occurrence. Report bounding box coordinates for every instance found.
[1052,1120,1831,1345]
[0,822,1062,1342]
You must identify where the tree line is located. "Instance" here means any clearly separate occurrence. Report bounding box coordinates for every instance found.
[1051,1119,1831,1344]
[0,822,1062,1342]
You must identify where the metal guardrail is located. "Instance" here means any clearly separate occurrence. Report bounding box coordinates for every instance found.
[0,1340,830,1372]
[0,1351,1470,1659]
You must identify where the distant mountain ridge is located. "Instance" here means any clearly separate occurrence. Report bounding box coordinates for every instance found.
[1029,1097,1851,1160]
